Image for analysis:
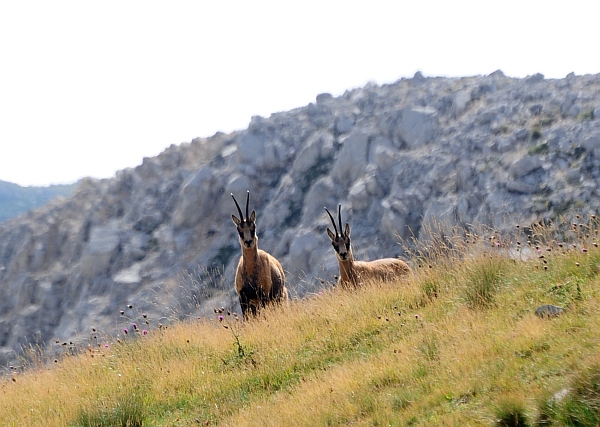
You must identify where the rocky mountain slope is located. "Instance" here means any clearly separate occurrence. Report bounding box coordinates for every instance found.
[1,70,600,366]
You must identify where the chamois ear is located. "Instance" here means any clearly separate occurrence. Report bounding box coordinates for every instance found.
[344,223,351,237]
[327,228,336,241]
[232,214,241,226]
[249,210,256,223]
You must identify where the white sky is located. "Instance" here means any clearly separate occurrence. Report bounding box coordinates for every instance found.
[1,1,599,187]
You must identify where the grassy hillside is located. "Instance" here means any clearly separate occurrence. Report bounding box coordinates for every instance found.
[0,180,78,223]
[2,217,600,426]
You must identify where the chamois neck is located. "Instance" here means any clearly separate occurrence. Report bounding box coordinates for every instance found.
[338,255,358,284]
[241,243,259,273]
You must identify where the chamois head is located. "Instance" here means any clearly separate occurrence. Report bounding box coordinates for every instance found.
[325,204,352,262]
[231,191,257,249]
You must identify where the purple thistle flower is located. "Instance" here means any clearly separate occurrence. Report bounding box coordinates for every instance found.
[123,328,128,334]
[218,315,224,322]
[104,343,110,349]
[142,330,148,335]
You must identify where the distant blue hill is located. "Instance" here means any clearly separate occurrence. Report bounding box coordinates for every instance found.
[0,180,78,223]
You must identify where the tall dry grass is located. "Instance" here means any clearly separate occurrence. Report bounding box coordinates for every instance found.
[1,215,600,426]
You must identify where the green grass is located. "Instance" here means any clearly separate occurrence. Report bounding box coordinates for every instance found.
[2,219,600,426]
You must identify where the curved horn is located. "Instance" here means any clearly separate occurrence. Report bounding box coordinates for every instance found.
[245,191,250,222]
[324,207,339,236]
[231,193,244,221]
[337,204,343,235]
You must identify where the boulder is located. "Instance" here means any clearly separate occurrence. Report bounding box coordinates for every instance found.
[535,304,565,318]
[509,156,543,178]
[172,166,224,229]
[330,132,369,186]
[79,220,121,280]
[396,107,438,147]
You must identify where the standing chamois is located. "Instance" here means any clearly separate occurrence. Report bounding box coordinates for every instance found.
[231,191,288,318]
[325,204,411,288]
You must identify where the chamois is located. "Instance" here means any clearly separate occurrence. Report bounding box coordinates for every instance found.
[231,191,288,318]
[325,204,411,288]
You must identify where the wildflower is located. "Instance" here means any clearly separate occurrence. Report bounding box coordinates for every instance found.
[582,247,588,253]
[142,330,148,335]
[104,343,110,349]
[496,242,500,247]
[218,315,224,322]
[415,314,419,319]
[123,328,128,334]
[132,323,138,330]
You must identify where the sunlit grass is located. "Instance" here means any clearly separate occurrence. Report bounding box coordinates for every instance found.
[2,216,600,426]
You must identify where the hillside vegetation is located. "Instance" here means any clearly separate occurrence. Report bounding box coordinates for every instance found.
[2,217,600,426]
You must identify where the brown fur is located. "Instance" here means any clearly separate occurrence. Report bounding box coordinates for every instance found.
[326,205,411,289]
[232,192,288,318]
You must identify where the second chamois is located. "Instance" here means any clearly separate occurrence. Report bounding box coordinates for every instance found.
[325,204,411,288]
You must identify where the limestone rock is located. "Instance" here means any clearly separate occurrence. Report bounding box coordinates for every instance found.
[535,304,565,318]
[396,107,438,148]
[330,131,369,185]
